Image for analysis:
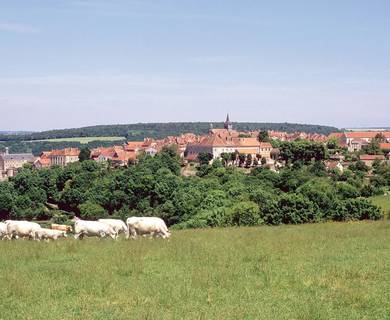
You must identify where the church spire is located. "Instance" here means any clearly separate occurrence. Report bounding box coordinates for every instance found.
[224,113,233,131]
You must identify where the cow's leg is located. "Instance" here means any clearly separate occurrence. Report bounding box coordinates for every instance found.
[74,232,83,240]
[129,228,137,239]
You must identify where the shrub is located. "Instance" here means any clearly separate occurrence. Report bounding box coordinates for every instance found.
[278,194,318,224]
[52,210,73,224]
[230,201,263,226]
[78,201,107,220]
[332,198,382,221]
[337,183,360,199]
[172,207,233,229]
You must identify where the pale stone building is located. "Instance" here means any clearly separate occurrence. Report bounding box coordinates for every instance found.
[48,148,80,166]
[0,147,35,179]
[185,115,273,163]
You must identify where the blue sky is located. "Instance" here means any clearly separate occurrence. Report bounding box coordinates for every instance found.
[0,0,389,131]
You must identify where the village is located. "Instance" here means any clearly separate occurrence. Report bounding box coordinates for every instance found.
[1,115,390,181]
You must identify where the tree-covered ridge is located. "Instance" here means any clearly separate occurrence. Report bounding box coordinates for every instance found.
[1,143,388,228]
[0,122,339,142]
[0,140,121,156]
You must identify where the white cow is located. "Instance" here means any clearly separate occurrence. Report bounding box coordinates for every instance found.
[73,218,116,240]
[35,228,67,241]
[5,220,42,240]
[98,219,129,239]
[126,217,171,239]
[0,222,7,240]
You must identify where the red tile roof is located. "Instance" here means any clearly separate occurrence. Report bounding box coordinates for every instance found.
[345,132,390,139]
[49,148,80,157]
[359,154,385,161]
[328,132,344,139]
[380,143,390,150]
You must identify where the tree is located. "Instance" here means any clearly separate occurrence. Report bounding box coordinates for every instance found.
[79,147,91,162]
[197,152,213,166]
[375,133,386,143]
[0,182,15,219]
[278,193,318,224]
[258,131,270,142]
[78,201,107,220]
[332,198,382,221]
[238,154,246,167]
[364,139,381,155]
[245,154,252,168]
[221,153,230,167]
[230,152,238,165]
[327,138,339,150]
[336,182,360,199]
[230,201,262,226]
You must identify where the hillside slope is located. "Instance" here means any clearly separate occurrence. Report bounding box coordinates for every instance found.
[0,122,338,142]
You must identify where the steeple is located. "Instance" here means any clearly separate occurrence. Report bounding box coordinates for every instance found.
[224,113,233,131]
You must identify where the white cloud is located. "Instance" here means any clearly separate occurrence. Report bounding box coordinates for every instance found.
[0,22,40,34]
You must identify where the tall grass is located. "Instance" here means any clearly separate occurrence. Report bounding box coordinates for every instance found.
[370,195,390,219]
[0,221,389,319]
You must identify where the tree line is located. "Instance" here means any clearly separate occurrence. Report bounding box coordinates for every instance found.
[0,122,338,142]
[0,142,388,228]
[0,140,120,156]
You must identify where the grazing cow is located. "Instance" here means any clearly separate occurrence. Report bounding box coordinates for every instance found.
[126,217,171,239]
[0,222,7,240]
[5,220,42,240]
[73,218,116,240]
[98,219,129,239]
[35,228,67,241]
[51,224,73,233]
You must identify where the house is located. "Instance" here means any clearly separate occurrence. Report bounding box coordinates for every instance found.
[91,146,136,166]
[380,143,390,152]
[348,138,369,152]
[185,115,273,164]
[359,154,386,167]
[48,148,80,166]
[33,152,52,169]
[328,131,390,152]
[0,147,35,179]
[325,160,344,173]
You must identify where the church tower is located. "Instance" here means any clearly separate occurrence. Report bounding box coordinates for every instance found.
[224,113,233,131]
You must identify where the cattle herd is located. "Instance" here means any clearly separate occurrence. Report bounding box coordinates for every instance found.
[0,217,171,241]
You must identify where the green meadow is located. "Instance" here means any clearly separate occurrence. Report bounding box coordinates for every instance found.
[370,195,390,218]
[1,221,389,320]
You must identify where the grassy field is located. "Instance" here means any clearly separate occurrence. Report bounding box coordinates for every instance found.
[0,221,389,320]
[28,136,126,144]
[370,195,390,218]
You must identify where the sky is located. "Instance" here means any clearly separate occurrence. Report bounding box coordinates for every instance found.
[0,0,390,131]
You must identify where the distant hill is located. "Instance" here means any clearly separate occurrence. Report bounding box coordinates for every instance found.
[0,122,339,142]
[0,131,34,135]
[0,122,339,156]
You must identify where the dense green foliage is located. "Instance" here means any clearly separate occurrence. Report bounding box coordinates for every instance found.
[0,222,389,319]
[0,122,338,142]
[0,140,121,156]
[1,142,387,227]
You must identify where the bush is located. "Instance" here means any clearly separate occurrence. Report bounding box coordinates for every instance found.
[230,201,263,226]
[337,183,360,199]
[172,207,232,229]
[278,194,318,224]
[78,201,107,220]
[332,198,382,221]
[52,210,73,224]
